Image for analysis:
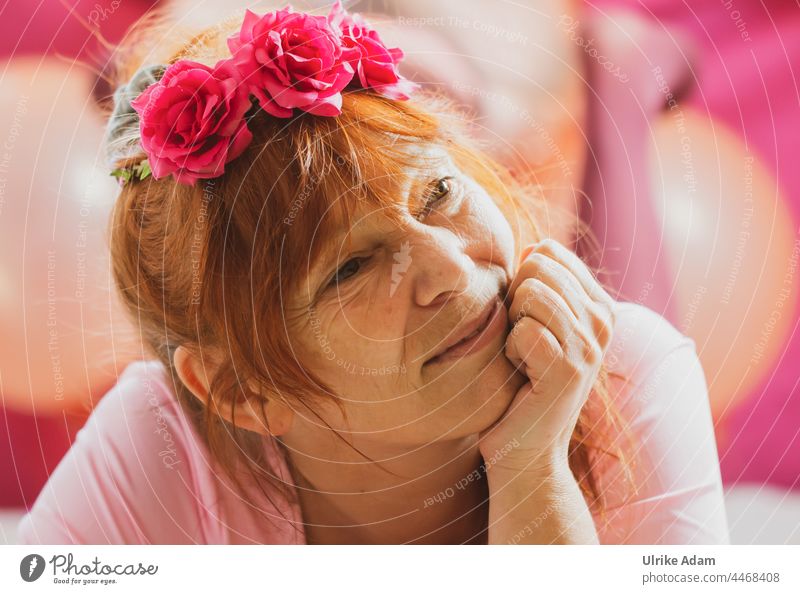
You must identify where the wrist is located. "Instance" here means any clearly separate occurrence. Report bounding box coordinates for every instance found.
[485,462,575,502]
[484,464,597,545]
[482,447,570,481]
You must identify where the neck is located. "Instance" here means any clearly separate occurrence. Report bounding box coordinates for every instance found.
[281,433,489,544]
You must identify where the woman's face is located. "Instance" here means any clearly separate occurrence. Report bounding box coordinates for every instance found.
[286,143,528,449]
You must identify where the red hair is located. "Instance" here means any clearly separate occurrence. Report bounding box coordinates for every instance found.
[106,9,637,536]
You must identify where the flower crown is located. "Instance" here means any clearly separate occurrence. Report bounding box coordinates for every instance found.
[109,2,417,186]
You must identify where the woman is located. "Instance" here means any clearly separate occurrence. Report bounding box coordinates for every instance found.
[17,4,729,544]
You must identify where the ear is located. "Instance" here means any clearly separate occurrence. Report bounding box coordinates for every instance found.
[173,345,294,437]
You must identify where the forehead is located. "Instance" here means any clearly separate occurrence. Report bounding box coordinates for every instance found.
[349,140,453,192]
[360,142,454,204]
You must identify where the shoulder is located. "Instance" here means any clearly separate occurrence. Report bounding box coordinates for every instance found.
[602,301,712,437]
[16,360,221,544]
[17,360,304,544]
[593,302,729,543]
[99,359,181,421]
[605,300,696,384]
[75,359,202,491]
[91,359,195,469]
[601,301,708,448]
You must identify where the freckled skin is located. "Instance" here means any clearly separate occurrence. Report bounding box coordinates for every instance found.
[285,145,527,449]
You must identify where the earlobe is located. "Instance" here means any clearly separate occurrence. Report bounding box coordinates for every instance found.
[241,396,295,437]
[262,396,295,437]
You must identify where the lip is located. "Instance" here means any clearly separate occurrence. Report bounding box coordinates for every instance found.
[423,296,506,366]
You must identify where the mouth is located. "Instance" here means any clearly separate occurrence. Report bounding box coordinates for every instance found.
[423,295,507,367]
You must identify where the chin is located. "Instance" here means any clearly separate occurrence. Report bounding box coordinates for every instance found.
[442,353,527,438]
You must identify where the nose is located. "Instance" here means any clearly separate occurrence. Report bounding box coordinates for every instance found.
[409,227,473,308]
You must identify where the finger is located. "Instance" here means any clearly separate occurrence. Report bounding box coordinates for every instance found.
[508,277,578,350]
[520,238,615,306]
[505,316,562,380]
[509,239,614,304]
[518,243,537,263]
[516,252,614,347]
[509,242,591,316]
[515,252,590,324]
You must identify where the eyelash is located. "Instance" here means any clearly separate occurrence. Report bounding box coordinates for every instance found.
[417,176,454,220]
[328,255,369,288]
[326,177,455,289]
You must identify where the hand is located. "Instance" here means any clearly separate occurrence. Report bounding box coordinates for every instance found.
[478,238,617,475]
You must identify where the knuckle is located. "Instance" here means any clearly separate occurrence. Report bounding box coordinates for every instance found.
[537,238,561,255]
[597,322,614,350]
[511,278,541,319]
[589,301,615,348]
[519,276,542,293]
[524,254,556,284]
[585,342,603,366]
[511,316,537,341]
[515,256,536,279]
[508,316,527,339]
[511,317,556,360]
[578,331,594,359]
[538,336,561,362]
[569,328,600,366]
[559,349,582,377]
[518,252,558,287]
[530,251,552,268]
[510,335,535,362]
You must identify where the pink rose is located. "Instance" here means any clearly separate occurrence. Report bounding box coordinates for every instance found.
[130,59,253,185]
[328,1,418,100]
[227,7,356,117]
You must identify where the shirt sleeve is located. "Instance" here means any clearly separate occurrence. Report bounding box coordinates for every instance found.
[594,308,731,544]
[16,362,215,544]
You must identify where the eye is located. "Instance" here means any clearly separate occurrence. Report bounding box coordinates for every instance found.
[417,176,453,219]
[427,177,452,205]
[328,257,366,288]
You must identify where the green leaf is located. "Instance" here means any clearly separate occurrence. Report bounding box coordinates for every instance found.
[110,159,152,185]
[138,160,152,180]
[110,168,132,183]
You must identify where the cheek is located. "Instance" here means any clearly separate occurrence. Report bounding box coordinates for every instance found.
[294,302,406,385]
[465,194,515,273]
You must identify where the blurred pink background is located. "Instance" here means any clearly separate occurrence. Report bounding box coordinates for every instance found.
[1,0,797,542]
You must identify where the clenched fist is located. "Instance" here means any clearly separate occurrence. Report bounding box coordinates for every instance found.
[479,238,617,475]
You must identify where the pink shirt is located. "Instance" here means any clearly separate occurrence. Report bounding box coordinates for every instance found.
[16,302,730,544]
